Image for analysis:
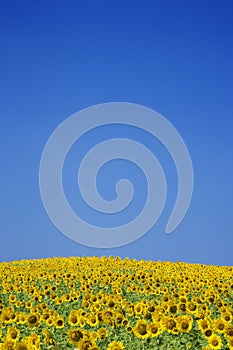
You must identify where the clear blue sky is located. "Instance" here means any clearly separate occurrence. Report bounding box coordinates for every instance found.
[1,1,233,265]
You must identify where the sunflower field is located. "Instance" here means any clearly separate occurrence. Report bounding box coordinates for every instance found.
[0,256,233,350]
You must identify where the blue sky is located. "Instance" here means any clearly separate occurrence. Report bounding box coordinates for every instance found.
[1,1,233,265]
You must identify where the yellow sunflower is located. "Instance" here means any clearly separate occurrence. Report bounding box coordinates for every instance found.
[203,328,213,339]
[102,310,114,326]
[176,315,193,333]
[186,301,198,315]
[225,325,233,338]
[222,312,232,323]
[78,337,97,350]
[6,326,20,342]
[68,311,79,326]
[26,333,40,348]
[86,314,99,327]
[45,317,53,326]
[8,295,16,304]
[134,302,143,315]
[15,342,29,350]
[167,302,178,315]
[42,329,56,346]
[197,318,210,331]
[107,340,125,350]
[133,319,148,339]
[67,328,84,346]
[147,322,162,337]
[114,312,124,327]
[212,319,226,334]
[161,316,177,334]
[228,337,233,350]
[208,334,222,349]
[1,339,15,350]
[55,317,64,329]
[97,327,108,341]
[27,313,40,327]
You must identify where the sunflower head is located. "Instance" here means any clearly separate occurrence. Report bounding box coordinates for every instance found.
[208,334,222,349]
[15,343,28,350]
[133,319,148,339]
[204,328,213,338]
[27,313,40,327]
[107,340,125,350]
[177,315,193,333]
[68,329,84,345]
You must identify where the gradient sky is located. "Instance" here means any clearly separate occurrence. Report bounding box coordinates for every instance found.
[1,1,233,265]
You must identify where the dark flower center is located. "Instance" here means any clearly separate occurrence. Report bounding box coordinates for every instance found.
[71,330,83,341]
[181,321,189,329]
[167,320,176,329]
[29,316,37,324]
[138,324,147,335]
[205,329,212,337]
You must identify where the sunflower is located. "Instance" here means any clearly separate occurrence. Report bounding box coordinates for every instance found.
[78,315,86,327]
[1,340,15,350]
[1,309,11,323]
[107,340,125,350]
[152,311,162,323]
[27,313,40,327]
[26,333,40,348]
[133,319,148,339]
[134,302,143,315]
[122,318,129,327]
[147,322,162,337]
[197,319,210,331]
[108,300,115,309]
[208,334,222,349]
[68,311,79,326]
[42,329,56,346]
[67,328,84,346]
[82,300,90,309]
[45,317,53,326]
[91,301,101,312]
[9,311,17,322]
[33,292,42,303]
[161,316,177,333]
[179,296,187,303]
[15,301,21,308]
[228,337,233,350]
[6,326,20,342]
[62,293,71,302]
[114,312,124,326]
[42,307,51,317]
[97,327,108,341]
[212,319,226,334]
[225,325,233,338]
[86,314,99,327]
[126,326,132,333]
[176,315,193,333]
[168,302,178,315]
[55,317,64,329]
[102,310,114,326]
[25,300,32,309]
[203,328,213,339]
[222,312,232,323]
[187,301,198,315]
[78,337,97,350]
[15,343,28,350]
[54,296,63,304]
[178,302,186,313]
[8,295,16,304]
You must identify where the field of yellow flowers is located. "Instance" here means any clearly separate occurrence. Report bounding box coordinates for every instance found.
[0,256,233,350]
